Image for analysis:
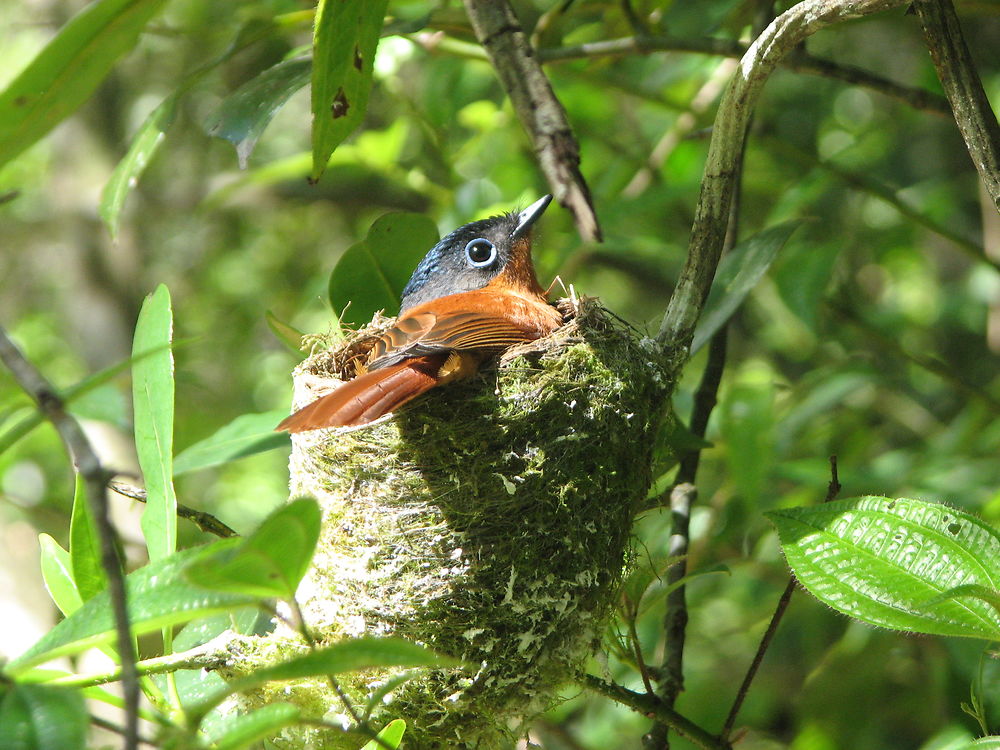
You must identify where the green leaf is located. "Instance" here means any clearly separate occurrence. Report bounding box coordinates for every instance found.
[691,220,801,355]
[328,213,439,326]
[38,534,83,617]
[206,57,312,169]
[100,93,178,241]
[194,637,452,717]
[173,411,291,475]
[0,683,87,750]
[186,498,321,600]
[132,284,177,561]
[69,473,106,602]
[0,0,169,171]
[768,496,1000,639]
[265,310,307,356]
[6,539,253,674]
[360,719,406,750]
[310,0,389,180]
[201,702,300,750]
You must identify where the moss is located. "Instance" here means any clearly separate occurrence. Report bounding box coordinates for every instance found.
[254,298,673,748]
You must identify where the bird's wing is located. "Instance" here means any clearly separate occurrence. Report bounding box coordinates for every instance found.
[367,310,534,371]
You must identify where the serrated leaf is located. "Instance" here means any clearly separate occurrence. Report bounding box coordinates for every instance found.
[173,411,290,475]
[0,0,169,171]
[38,534,83,618]
[69,473,106,602]
[7,539,252,674]
[206,57,312,169]
[691,220,801,355]
[360,719,406,750]
[186,498,321,600]
[768,496,1000,639]
[201,702,300,750]
[328,213,439,326]
[0,683,87,750]
[194,637,452,717]
[310,0,388,180]
[100,94,177,240]
[132,284,177,561]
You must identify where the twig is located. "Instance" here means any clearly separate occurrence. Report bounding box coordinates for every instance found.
[0,326,139,750]
[109,480,238,538]
[913,0,1000,213]
[656,0,910,365]
[89,716,156,747]
[580,673,731,750]
[720,457,841,739]
[537,35,949,117]
[461,0,602,241]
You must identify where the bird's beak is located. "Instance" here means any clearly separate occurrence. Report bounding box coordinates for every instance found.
[511,195,552,240]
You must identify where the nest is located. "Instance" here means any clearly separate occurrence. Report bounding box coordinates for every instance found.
[254,297,673,749]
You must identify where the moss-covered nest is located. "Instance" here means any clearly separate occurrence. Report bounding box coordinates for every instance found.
[258,297,672,748]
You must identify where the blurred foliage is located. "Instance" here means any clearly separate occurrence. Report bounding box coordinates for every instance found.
[1,0,999,748]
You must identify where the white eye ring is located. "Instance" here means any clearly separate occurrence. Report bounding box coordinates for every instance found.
[465,238,497,268]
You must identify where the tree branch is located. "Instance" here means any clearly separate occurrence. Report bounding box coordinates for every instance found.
[461,0,602,241]
[655,0,909,364]
[912,0,1000,213]
[0,326,139,750]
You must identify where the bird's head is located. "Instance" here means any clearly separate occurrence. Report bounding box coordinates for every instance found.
[399,195,552,312]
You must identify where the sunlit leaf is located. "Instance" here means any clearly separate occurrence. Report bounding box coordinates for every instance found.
[38,534,82,618]
[329,213,439,326]
[310,0,388,180]
[132,284,177,561]
[768,496,1000,639]
[173,411,290,475]
[266,310,307,356]
[0,683,87,750]
[0,0,169,170]
[69,473,106,602]
[360,719,406,750]
[186,498,321,600]
[200,702,300,750]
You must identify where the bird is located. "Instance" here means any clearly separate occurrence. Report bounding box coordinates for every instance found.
[276,195,564,432]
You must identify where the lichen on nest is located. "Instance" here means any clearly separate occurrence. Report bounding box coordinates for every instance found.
[262,297,673,749]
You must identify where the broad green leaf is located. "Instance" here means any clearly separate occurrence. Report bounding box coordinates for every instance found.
[38,534,83,617]
[69,473,106,602]
[0,683,87,750]
[201,703,300,750]
[328,213,439,326]
[186,498,321,600]
[0,0,168,171]
[194,637,452,717]
[206,57,312,169]
[100,93,177,240]
[691,220,801,355]
[768,496,1000,639]
[265,310,307,356]
[173,411,291,475]
[311,0,389,180]
[360,719,406,750]
[132,285,177,561]
[6,539,252,674]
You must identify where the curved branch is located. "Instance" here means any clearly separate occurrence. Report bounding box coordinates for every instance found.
[655,0,909,362]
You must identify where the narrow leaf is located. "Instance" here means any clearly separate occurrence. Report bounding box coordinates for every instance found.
[69,473,106,602]
[768,496,1000,639]
[206,57,312,169]
[173,411,290,475]
[328,213,439,326]
[100,93,177,240]
[360,719,406,750]
[7,540,253,674]
[38,534,83,617]
[0,0,168,171]
[0,683,87,750]
[201,703,300,750]
[691,220,801,355]
[266,310,307,356]
[186,498,321,600]
[132,285,177,561]
[310,0,388,180]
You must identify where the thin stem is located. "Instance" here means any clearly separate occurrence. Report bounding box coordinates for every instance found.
[0,326,139,750]
[109,480,238,538]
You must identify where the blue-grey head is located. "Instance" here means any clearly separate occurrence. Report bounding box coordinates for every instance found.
[399,196,552,312]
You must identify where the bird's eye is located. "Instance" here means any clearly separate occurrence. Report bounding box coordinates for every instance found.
[464,238,497,268]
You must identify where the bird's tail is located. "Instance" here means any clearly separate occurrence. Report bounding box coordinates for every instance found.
[276,356,443,433]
